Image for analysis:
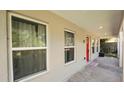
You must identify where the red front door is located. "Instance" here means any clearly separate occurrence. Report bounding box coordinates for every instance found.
[86,37,89,62]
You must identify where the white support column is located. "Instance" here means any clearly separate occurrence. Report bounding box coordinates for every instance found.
[119,31,123,67]
[122,16,124,82]
[123,24,124,81]
[117,37,120,58]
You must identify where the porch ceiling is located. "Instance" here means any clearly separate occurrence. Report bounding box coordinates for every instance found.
[51,10,123,38]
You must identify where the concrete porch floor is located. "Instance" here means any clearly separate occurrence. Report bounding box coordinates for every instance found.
[68,57,123,82]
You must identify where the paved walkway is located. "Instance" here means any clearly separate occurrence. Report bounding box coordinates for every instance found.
[68,57,122,82]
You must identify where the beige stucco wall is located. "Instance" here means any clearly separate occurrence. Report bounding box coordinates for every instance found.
[0,11,8,81]
[0,10,100,82]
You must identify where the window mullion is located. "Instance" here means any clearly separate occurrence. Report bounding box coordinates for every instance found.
[12,47,47,51]
[64,46,75,48]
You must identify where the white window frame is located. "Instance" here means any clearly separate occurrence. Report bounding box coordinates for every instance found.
[8,12,49,82]
[64,29,76,65]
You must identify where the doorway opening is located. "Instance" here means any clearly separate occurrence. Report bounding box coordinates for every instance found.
[100,38,118,57]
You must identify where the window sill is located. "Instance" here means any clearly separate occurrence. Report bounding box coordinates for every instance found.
[15,70,49,82]
[64,60,76,66]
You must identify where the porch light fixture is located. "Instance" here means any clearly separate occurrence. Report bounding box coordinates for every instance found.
[98,26,103,30]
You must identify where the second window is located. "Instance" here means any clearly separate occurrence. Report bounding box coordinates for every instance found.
[64,30,75,64]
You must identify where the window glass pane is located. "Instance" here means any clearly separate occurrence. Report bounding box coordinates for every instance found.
[92,40,95,53]
[65,31,74,46]
[65,48,74,63]
[97,46,98,52]
[97,41,98,52]
[12,17,46,47]
[37,24,46,47]
[92,47,95,53]
[13,49,46,81]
